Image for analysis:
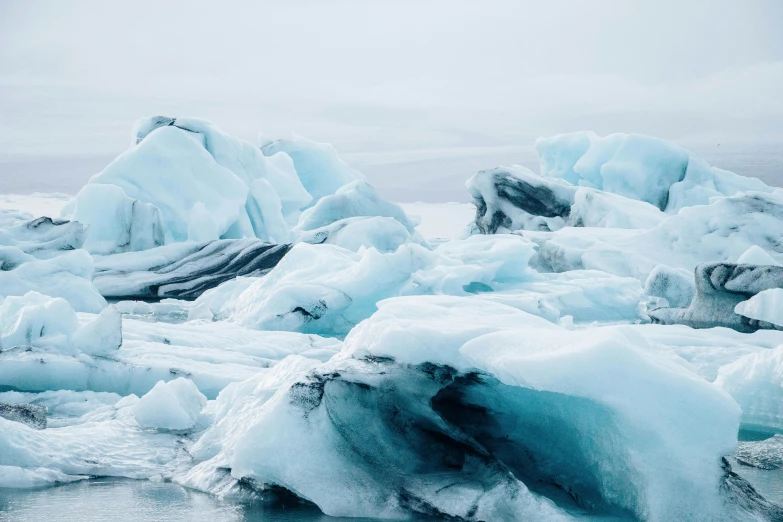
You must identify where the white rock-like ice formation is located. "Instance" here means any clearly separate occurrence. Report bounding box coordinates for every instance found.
[467,165,666,233]
[64,117,315,253]
[133,378,207,431]
[293,180,425,251]
[0,216,85,258]
[223,235,540,336]
[536,131,774,212]
[185,296,741,521]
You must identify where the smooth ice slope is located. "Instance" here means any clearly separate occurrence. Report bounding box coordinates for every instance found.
[261,134,365,205]
[535,131,773,212]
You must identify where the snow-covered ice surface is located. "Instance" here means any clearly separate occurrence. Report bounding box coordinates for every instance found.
[3,121,783,521]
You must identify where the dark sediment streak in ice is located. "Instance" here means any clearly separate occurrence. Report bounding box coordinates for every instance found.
[93,239,291,300]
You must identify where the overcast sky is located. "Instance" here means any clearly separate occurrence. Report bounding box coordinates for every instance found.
[1,0,782,198]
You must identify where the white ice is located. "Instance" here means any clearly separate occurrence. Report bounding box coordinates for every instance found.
[735,289,783,328]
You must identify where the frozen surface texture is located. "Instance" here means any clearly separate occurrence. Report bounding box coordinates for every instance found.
[535,131,774,212]
[92,239,290,300]
[650,263,783,332]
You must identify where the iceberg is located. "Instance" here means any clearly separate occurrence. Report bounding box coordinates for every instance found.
[64,117,315,253]
[467,165,666,233]
[185,296,741,521]
[536,131,774,212]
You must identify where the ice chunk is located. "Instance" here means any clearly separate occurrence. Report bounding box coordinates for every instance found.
[735,289,783,328]
[0,291,122,358]
[0,248,106,313]
[528,190,783,281]
[262,134,365,205]
[0,216,85,258]
[535,131,773,212]
[650,263,783,332]
[295,181,417,235]
[466,165,666,234]
[70,184,163,254]
[226,235,539,336]
[66,117,313,253]
[738,245,782,266]
[191,296,740,520]
[0,315,341,399]
[0,291,79,349]
[133,378,207,431]
[644,265,695,308]
[71,305,122,357]
[293,180,424,251]
[0,392,183,485]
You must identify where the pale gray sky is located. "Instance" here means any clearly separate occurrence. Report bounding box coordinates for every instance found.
[1,0,782,199]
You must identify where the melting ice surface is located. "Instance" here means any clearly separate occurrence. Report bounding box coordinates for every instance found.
[2,121,783,521]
